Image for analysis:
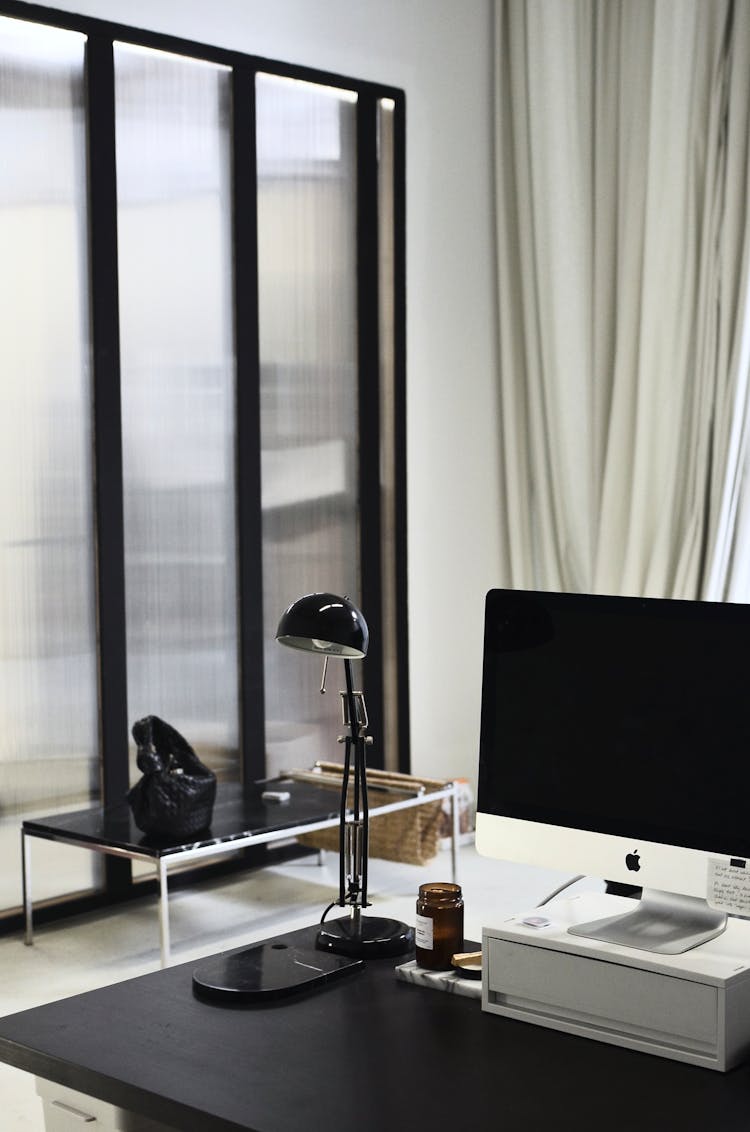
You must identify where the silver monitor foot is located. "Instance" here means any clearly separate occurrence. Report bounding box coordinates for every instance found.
[567,888,727,954]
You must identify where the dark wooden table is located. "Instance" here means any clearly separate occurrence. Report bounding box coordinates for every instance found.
[3,924,750,1131]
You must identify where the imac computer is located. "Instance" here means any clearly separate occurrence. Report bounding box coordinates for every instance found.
[476,588,750,955]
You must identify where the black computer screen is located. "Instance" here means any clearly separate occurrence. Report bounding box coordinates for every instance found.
[477,589,750,859]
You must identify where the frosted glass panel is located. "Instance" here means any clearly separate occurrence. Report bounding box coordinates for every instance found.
[378,99,399,771]
[115,44,239,782]
[0,17,100,909]
[256,74,360,774]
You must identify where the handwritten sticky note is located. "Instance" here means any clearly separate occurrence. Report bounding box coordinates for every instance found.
[708,859,750,916]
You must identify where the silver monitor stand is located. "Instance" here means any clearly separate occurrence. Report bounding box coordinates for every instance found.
[568,888,727,954]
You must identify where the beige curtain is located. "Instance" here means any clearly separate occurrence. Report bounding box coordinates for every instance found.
[494,0,750,600]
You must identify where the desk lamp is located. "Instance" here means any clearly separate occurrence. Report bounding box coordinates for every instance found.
[276,591,413,958]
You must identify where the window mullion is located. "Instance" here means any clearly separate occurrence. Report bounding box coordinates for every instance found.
[86,33,131,890]
[356,94,386,770]
[232,66,266,788]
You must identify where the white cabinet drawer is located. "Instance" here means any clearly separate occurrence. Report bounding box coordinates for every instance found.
[486,935,717,1048]
[36,1079,174,1132]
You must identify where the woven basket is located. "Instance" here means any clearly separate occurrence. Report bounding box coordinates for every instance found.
[291,762,448,867]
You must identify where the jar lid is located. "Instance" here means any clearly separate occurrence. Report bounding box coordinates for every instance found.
[418,881,462,900]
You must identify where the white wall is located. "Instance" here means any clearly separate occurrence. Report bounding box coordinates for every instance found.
[34,0,503,788]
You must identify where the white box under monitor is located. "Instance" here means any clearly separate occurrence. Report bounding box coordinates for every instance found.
[482,892,750,1072]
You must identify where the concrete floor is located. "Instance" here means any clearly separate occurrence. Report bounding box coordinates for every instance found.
[0,841,599,1129]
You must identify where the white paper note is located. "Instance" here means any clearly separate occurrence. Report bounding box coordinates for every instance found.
[707,859,750,915]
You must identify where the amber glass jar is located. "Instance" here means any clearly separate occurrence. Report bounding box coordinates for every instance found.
[415,882,464,970]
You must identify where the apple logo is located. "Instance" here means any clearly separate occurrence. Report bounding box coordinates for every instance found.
[625,849,641,872]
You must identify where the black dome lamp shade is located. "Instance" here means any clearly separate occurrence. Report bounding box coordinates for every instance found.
[276,592,369,658]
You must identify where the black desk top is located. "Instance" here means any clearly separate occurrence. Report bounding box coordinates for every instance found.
[22,780,343,858]
[2,925,750,1132]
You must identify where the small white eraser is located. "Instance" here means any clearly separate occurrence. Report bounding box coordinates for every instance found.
[262,790,291,803]
[521,916,551,928]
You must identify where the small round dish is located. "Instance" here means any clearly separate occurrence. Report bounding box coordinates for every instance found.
[451,951,482,980]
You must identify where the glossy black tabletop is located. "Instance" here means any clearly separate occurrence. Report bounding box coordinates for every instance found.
[22,779,342,857]
[2,924,750,1132]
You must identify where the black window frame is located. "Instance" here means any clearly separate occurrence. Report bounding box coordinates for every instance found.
[0,0,408,923]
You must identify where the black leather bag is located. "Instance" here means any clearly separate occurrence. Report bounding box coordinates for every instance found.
[127,715,217,840]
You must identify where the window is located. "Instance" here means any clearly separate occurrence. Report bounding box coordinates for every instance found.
[114,45,239,781]
[0,6,407,922]
[256,74,360,771]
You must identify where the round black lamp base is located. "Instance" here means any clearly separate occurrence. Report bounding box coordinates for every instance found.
[317,914,414,958]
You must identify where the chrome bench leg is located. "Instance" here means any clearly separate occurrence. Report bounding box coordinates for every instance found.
[158,857,170,967]
[22,830,33,946]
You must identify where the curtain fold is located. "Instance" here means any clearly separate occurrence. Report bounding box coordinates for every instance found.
[494,0,750,600]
